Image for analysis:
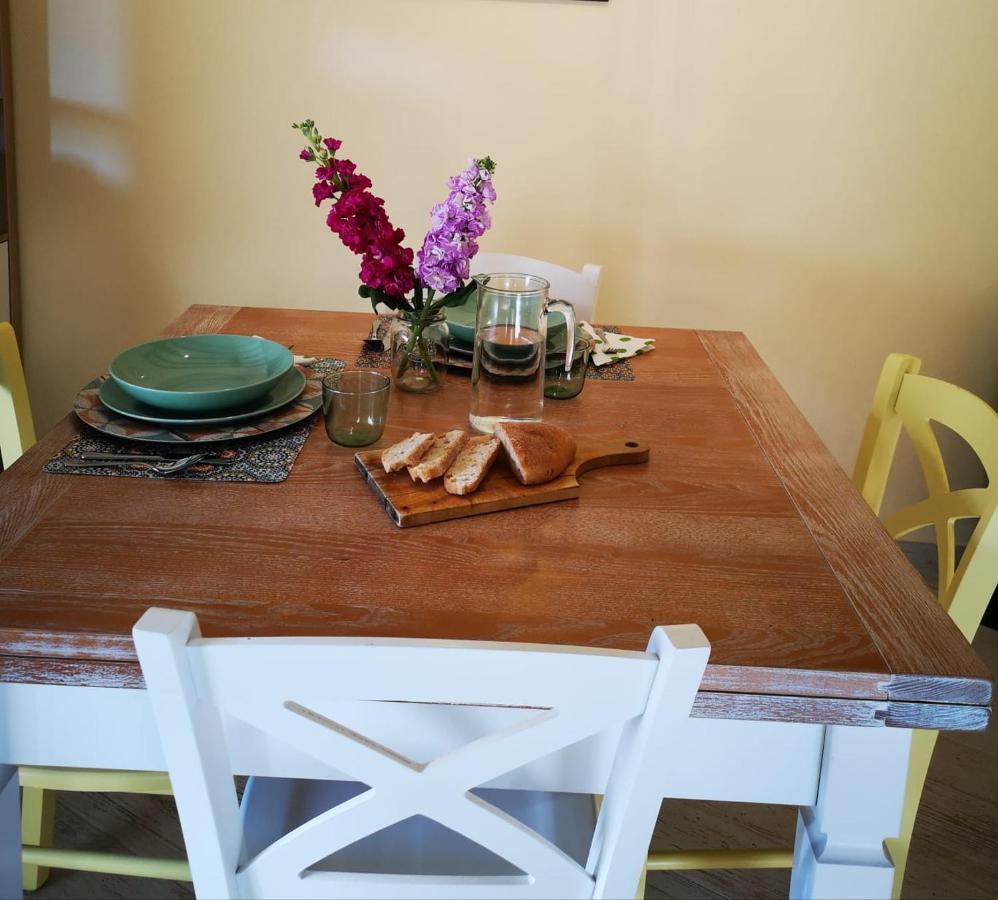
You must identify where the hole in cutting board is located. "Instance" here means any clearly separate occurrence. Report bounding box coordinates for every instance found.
[625,441,639,448]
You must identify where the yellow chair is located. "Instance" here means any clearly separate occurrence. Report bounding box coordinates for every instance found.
[2,323,190,887]
[19,768,190,885]
[852,353,997,897]
[642,353,998,899]
[0,321,36,468]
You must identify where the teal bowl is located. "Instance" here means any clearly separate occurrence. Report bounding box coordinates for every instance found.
[108,335,294,412]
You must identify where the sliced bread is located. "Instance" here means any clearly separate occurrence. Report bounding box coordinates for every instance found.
[408,430,469,483]
[493,421,576,485]
[381,431,435,474]
[444,436,501,495]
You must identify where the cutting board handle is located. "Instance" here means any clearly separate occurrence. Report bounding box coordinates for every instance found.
[570,438,650,477]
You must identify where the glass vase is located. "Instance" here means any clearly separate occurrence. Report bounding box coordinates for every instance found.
[389,310,449,393]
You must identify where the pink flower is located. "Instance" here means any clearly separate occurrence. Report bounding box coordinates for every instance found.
[312,181,335,206]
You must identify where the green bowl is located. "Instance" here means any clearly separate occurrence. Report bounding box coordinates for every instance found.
[444,290,574,348]
[108,335,294,412]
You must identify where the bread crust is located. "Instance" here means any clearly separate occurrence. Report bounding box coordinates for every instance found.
[444,437,501,495]
[493,422,576,485]
[408,430,469,483]
[381,432,435,473]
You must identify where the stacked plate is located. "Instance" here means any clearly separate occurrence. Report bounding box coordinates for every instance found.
[443,293,579,368]
[76,335,321,443]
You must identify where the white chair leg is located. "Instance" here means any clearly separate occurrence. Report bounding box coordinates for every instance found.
[790,725,911,899]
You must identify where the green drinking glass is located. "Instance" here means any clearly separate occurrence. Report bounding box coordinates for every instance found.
[544,334,594,400]
[322,370,390,447]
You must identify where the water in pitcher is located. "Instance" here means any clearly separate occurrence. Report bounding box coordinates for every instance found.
[469,324,545,433]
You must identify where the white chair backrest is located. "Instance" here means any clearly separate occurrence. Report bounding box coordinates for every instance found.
[134,608,708,900]
[473,253,602,323]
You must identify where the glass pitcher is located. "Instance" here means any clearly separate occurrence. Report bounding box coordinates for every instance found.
[469,273,577,433]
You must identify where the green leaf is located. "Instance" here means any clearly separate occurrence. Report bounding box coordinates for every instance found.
[367,288,401,313]
[437,279,477,309]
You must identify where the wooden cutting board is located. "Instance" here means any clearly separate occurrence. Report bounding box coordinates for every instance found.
[355,435,650,527]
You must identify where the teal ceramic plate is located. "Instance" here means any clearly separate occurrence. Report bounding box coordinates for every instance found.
[74,369,321,444]
[98,367,307,426]
[109,334,293,412]
[441,293,479,345]
[444,292,575,349]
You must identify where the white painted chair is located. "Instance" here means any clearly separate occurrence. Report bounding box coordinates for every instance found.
[133,608,709,900]
[473,253,603,323]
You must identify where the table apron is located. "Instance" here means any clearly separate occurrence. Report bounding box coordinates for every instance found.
[1,682,824,806]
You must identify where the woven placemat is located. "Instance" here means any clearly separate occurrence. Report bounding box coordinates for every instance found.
[355,317,636,381]
[45,358,346,483]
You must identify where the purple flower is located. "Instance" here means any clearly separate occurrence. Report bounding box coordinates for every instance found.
[416,157,496,296]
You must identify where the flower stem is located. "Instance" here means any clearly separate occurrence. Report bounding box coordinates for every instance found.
[394,303,441,387]
[416,333,440,385]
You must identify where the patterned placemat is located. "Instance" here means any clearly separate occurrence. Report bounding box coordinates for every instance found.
[585,326,635,382]
[46,357,347,482]
[355,317,636,381]
[354,314,394,368]
[44,425,313,483]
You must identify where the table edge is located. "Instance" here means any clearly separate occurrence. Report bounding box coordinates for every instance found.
[696,329,993,707]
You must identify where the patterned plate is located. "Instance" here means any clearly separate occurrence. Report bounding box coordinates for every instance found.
[74,369,323,443]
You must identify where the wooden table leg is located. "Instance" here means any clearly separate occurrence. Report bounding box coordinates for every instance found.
[790,725,911,899]
[0,765,20,900]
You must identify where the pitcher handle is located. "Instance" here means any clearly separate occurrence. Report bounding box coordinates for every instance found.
[545,299,577,372]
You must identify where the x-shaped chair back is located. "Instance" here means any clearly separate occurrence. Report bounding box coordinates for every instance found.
[134,608,709,900]
[853,353,998,640]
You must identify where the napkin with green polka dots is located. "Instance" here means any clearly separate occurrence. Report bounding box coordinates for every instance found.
[581,323,655,366]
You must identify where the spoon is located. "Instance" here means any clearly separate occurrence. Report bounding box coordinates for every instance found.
[363,318,384,352]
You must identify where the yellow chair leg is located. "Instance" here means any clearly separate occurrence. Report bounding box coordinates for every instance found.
[886,729,939,899]
[636,865,647,899]
[21,786,55,890]
[647,847,794,871]
[20,847,191,882]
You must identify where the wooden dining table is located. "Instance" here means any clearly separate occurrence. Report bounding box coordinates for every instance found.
[0,304,991,899]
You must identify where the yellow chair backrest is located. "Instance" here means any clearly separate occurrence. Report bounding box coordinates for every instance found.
[0,321,36,468]
[853,353,998,642]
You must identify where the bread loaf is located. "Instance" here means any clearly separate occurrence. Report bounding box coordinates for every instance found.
[444,436,501,495]
[493,422,576,485]
[408,430,469,483]
[381,432,435,473]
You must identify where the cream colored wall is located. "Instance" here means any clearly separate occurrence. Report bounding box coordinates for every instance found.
[9,0,998,505]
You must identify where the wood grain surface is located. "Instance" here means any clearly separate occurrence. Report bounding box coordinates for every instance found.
[0,305,990,730]
[355,436,650,527]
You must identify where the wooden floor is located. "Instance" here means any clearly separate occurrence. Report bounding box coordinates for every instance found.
[26,541,997,898]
